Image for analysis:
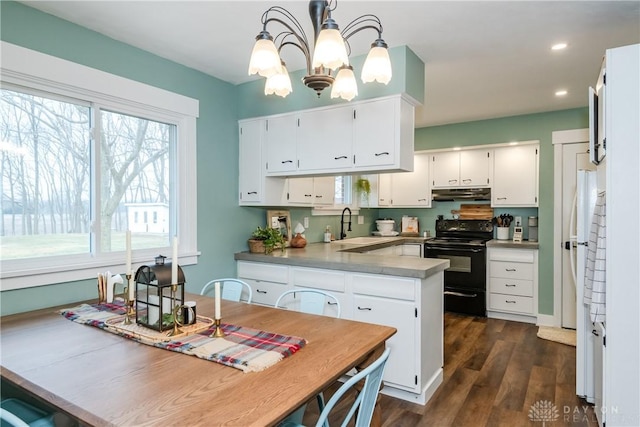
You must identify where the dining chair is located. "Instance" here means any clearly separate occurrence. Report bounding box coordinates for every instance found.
[274,289,341,319]
[200,278,253,303]
[279,348,391,427]
[0,398,55,427]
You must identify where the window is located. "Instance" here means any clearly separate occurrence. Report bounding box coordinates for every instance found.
[0,42,198,290]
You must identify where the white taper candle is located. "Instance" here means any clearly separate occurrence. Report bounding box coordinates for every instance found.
[214,281,221,320]
[171,236,178,284]
[126,230,132,275]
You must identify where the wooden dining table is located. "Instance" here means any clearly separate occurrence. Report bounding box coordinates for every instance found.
[0,293,396,426]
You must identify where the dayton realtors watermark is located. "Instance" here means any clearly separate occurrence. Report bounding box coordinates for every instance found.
[529,400,621,425]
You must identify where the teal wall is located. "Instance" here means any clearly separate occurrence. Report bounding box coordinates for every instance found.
[0,1,587,318]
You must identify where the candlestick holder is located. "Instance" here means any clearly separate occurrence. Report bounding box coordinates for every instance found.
[123,274,135,325]
[167,283,184,337]
[210,318,225,338]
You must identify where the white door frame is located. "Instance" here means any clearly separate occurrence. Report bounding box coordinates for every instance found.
[551,128,589,327]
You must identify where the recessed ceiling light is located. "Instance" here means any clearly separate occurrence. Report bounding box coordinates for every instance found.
[555,90,568,96]
[552,43,568,50]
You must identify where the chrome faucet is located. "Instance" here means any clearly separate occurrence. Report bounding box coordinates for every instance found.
[340,207,352,240]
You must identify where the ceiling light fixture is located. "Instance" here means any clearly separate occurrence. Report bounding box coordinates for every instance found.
[248,0,392,100]
[555,90,568,96]
[551,43,568,50]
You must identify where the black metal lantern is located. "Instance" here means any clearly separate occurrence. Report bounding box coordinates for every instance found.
[135,255,185,332]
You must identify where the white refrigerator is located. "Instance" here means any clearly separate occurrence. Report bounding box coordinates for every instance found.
[572,170,598,403]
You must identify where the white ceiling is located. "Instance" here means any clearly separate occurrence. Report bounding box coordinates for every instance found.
[20,1,640,128]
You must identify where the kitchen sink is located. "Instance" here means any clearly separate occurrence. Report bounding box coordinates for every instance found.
[333,236,397,245]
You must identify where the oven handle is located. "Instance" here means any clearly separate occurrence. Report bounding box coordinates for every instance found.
[425,246,484,253]
[444,291,478,298]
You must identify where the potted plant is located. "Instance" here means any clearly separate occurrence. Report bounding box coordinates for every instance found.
[248,226,286,254]
[355,177,371,206]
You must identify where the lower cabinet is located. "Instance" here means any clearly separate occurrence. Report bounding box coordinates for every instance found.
[487,247,538,323]
[236,260,444,403]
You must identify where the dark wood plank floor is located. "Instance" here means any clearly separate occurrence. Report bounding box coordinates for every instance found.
[303,313,597,426]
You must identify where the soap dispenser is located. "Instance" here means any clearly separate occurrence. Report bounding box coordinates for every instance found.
[324,226,331,243]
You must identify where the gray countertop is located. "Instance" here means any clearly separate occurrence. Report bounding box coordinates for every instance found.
[234,236,448,280]
[486,239,540,249]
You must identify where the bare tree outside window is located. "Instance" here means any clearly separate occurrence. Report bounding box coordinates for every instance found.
[0,88,174,261]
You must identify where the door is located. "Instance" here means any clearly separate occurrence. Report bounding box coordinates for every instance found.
[561,142,595,328]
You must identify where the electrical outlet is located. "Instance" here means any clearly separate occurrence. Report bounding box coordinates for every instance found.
[358,215,364,225]
[515,216,522,227]
[303,217,309,228]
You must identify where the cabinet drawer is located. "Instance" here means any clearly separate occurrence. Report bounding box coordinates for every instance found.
[489,261,533,280]
[237,261,289,283]
[488,248,535,263]
[352,274,415,301]
[489,278,533,297]
[489,293,533,314]
[242,278,289,306]
[291,267,346,292]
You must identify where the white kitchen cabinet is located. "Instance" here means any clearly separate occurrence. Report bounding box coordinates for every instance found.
[492,143,539,207]
[238,119,286,206]
[401,243,423,257]
[353,96,414,171]
[487,247,538,323]
[376,153,431,207]
[290,267,349,318]
[265,114,298,174]
[431,149,491,188]
[286,176,334,205]
[297,105,352,172]
[237,261,291,306]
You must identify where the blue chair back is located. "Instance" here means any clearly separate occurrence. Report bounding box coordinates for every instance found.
[200,278,253,303]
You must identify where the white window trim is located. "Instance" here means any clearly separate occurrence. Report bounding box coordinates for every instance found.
[0,42,200,291]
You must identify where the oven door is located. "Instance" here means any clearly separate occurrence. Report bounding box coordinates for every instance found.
[424,245,486,290]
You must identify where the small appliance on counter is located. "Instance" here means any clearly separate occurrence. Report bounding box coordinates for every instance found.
[528,216,538,242]
[373,218,398,236]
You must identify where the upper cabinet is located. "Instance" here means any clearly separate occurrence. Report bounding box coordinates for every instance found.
[297,105,352,172]
[374,153,431,208]
[238,118,286,206]
[431,149,491,188]
[265,115,297,174]
[286,176,335,205]
[258,95,414,177]
[492,144,539,207]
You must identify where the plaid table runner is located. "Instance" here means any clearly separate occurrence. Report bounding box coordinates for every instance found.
[60,300,306,373]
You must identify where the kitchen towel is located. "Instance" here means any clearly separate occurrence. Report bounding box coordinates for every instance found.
[583,191,606,323]
[60,300,306,373]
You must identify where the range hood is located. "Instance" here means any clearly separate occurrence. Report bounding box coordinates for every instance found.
[431,188,491,201]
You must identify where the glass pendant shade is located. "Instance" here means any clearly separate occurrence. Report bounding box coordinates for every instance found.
[248,38,282,77]
[331,66,358,101]
[361,45,392,84]
[312,28,349,70]
[264,63,292,97]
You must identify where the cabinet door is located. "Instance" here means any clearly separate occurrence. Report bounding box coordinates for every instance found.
[297,106,352,172]
[431,151,460,188]
[377,173,392,206]
[265,115,297,174]
[352,295,417,390]
[238,120,263,204]
[353,97,396,167]
[287,177,314,204]
[460,149,491,187]
[313,176,335,205]
[390,153,431,207]
[492,144,538,206]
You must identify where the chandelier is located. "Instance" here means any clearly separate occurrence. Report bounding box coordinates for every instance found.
[247,0,392,101]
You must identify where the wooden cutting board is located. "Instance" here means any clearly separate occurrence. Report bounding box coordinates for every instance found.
[452,204,494,220]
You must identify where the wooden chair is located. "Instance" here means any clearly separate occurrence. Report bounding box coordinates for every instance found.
[279,348,391,427]
[274,289,341,318]
[200,278,252,303]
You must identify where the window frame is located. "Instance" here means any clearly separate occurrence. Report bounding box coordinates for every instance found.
[0,41,199,291]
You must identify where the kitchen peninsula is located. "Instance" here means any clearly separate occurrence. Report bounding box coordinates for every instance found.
[234,237,449,405]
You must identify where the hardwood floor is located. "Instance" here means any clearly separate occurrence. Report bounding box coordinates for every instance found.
[303,313,598,426]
